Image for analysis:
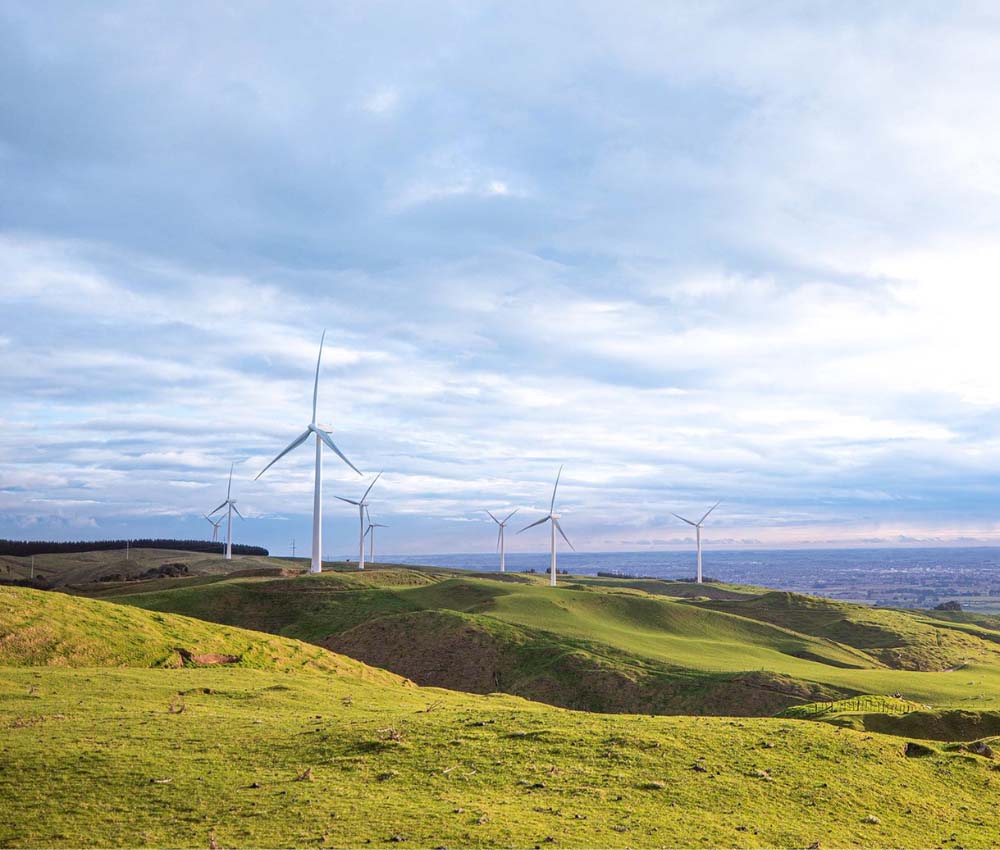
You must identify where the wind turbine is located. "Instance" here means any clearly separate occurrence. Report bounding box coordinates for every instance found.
[363,506,388,564]
[203,514,224,544]
[209,463,243,560]
[336,472,382,570]
[255,330,362,574]
[671,501,720,584]
[518,466,574,587]
[486,508,518,572]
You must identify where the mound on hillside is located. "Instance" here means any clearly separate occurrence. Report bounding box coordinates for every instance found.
[326,609,851,716]
[822,708,1000,742]
[695,591,1000,671]
[0,586,403,685]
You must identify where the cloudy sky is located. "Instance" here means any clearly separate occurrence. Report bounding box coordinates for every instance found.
[4,2,1000,557]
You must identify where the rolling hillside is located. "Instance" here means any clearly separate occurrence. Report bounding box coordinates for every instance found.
[2,586,1000,848]
[0,548,290,587]
[86,564,1000,715]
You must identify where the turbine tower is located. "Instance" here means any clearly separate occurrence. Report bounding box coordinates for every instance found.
[209,463,243,560]
[203,514,223,544]
[336,472,382,570]
[255,330,362,574]
[671,501,720,584]
[518,466,574,587]
[486,508,518,572]
[363,506,388,564]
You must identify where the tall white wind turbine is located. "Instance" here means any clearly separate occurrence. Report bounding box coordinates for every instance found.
[486,508,518,573]
[363,506,388,564]
[336,472,382,570]
[518,466,574,587]
[255,331,362,574]
[672,501,720,584]
[209,463,243,560]
[203,514,224,544]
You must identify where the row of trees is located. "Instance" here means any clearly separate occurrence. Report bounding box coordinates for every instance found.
[0,539,269,557]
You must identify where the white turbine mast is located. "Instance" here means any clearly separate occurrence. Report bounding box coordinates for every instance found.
[518,465,574,587]
[203,513,224,544]
[363,505,388,564]
[336,471,382,570]
[486,508,518,573]
[255,330,362,574]
[208,463,244,560]
[671,501,721,584]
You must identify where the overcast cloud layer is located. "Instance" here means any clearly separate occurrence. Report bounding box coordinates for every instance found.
[4,2,1000,556]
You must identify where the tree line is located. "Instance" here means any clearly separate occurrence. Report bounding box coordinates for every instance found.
[0,539,269,557]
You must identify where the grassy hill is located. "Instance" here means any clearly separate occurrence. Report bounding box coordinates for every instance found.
[0,586,399,684]
[2,586,1000,848]
[0,547,296,587]
[85,565,1000,715]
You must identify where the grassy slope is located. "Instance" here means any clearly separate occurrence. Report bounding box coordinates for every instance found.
[0,587,399,684]
[98,569,1000,712]
[5,668,1000,849]
[2,588,1000,848]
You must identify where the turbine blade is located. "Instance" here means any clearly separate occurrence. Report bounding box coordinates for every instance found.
[553,518,575,551]
[254,428,312,480]
[502,508,519,524]
[518,515,551,534]
[671,512,697,527]
[209,501,228,515]
[698,501,721,525]
[365,505,372,525]
[335,496,360,505]
[364,525,372,537]
[227,462,234,499]
[496,525,502,552]
[315,428,362,475]
[361,470,382,503]
[374,523,388,528]
[312,329,326,425]
[232,504,244,520]
[485,509,501,525]
[550,465,563,513]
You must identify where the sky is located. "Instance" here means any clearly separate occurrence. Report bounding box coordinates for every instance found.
[4,1,1000,558]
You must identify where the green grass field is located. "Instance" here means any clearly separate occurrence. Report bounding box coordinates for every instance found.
[94,565,1000,714]
[3,586,1000,849]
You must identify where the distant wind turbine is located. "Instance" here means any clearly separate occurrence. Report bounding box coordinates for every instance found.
[209,463,243,560]
[363,506,387,564]
[518,466,574,587]
[336,472,382,570]
[203,514,223,544]
[486,508,518,572]
[672,501,720,584]
[255,330,362,574]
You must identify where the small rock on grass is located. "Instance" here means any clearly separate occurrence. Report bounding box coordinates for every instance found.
[967,741,994,758]
[904,741,935,758]
[862,814,880,824]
